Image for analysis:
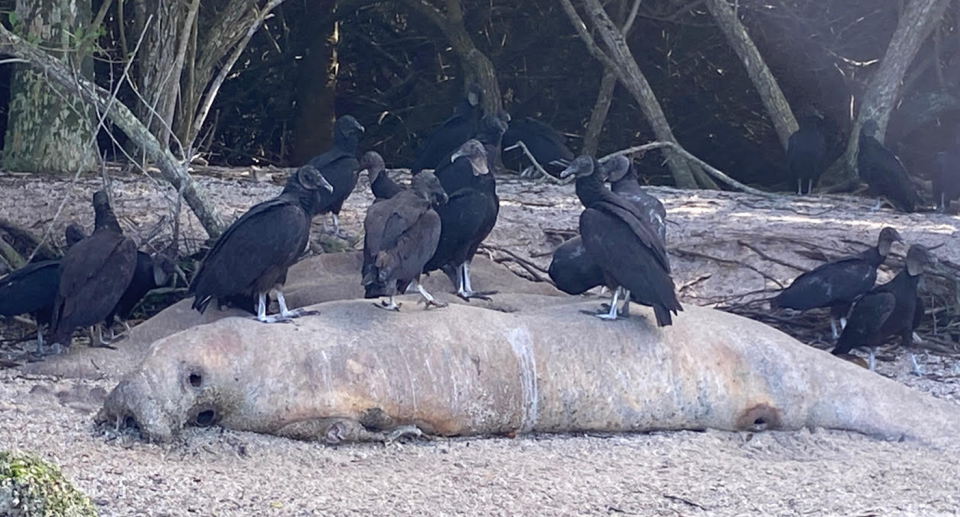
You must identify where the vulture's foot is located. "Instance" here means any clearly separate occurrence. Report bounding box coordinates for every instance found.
[255,314,296,324]
[595,312,620,321]
[418,298,448,309]
[281,308,317,319]
[909,353,924,377]
[457,289,496,302]
[374,299,401,311]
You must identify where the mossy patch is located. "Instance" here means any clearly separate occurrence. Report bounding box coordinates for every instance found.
[0,451,98,517]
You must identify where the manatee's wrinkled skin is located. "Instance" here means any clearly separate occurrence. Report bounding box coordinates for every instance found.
[98,300,960,446]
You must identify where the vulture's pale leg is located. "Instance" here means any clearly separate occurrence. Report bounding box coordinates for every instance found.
[912,332,923,344]
[597,288,621,321]
[34,329,44,356]
[797,179,803,196]
[416,282,447,309]
[456,262,492,301]
[330,214,348,239]
[89,325,117,349]
[830,318,840,341]
[807,179,813,196]
[868,349,876,372]
[457,261,496,300]
[619,289,632,317]
[909,353,923,376]
[276,290,317,319]
[255,293,283,323]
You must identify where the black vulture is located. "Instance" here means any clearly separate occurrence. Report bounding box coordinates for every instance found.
[502,117,574,177]
[306,115,365,237]
[49,191,138,353]
[771,227,902,339]
[858,120,923,212]
[362,171,449,311]
[786,110,826,195]
[603,155,667,244]
[424,114,507,300]
[411,83,483,174]
[0,224,86,353]
[547,236,603,295]
[364,151,402,201]
[561,156,681,326]
[833,245,936,373]
[190,165,333,323]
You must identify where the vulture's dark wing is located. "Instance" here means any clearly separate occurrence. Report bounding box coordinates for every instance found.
[773,257,876,310]
[592,200,669,272]
[424,188,490,272]
[107,251,157,325]
[833,292,896,355]
[54,233,137,331]
[364,192,432,255]
[0,260,60,318]
[858,137,922,212]
[412,112,477,174]
[191,201,309,302]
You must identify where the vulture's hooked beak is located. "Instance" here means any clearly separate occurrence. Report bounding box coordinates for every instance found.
[559,164,578,180]
[318,175,334,193]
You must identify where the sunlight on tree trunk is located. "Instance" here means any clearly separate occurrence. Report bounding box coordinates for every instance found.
[822,0,950,188]
[3,0,97,174]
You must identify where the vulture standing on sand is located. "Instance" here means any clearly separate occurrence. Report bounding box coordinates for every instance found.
[833,244,936,374]
[306,115,365,236]
[0,224,85,354]
[502,117,575,177]
[786,109,826,195]
[49,191,138,354]
[933,123,960,212]
[857,120,923,212]
[561,155,681,326]
[363,151,403,202]
[771,227,902,339]
[190,165,333,323]
[362,171,449,311]
[411,83,483,175]
[424,114,507,300]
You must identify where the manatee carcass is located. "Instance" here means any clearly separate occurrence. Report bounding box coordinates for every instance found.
[97,299,960,445]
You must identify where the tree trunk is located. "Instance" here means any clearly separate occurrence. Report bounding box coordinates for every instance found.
[704,0,796,149]
[0,23,227,238]
[402,0,503,116]
[582,68,617,156]
[292,1,338,163]
[2,0,97,174]
[563,0,716,189]
[132,0,190,152]
[823,0,951,187]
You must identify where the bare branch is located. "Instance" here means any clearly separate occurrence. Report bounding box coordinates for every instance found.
[188,0,288,154]
[0,22,227,238]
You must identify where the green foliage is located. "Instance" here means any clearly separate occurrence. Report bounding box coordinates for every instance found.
[0,451,99,517]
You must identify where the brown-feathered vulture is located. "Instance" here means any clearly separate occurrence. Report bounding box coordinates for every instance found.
[771,227,902,339]
[49,191,138,354]
[362,171,448,311]
[833,244,936,374]
[561,156,682,326]
[190,165,333,323]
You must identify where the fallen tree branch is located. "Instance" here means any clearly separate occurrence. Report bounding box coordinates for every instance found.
[503,141,569,185]
[0,23,226,238]
[601,141,774,197]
